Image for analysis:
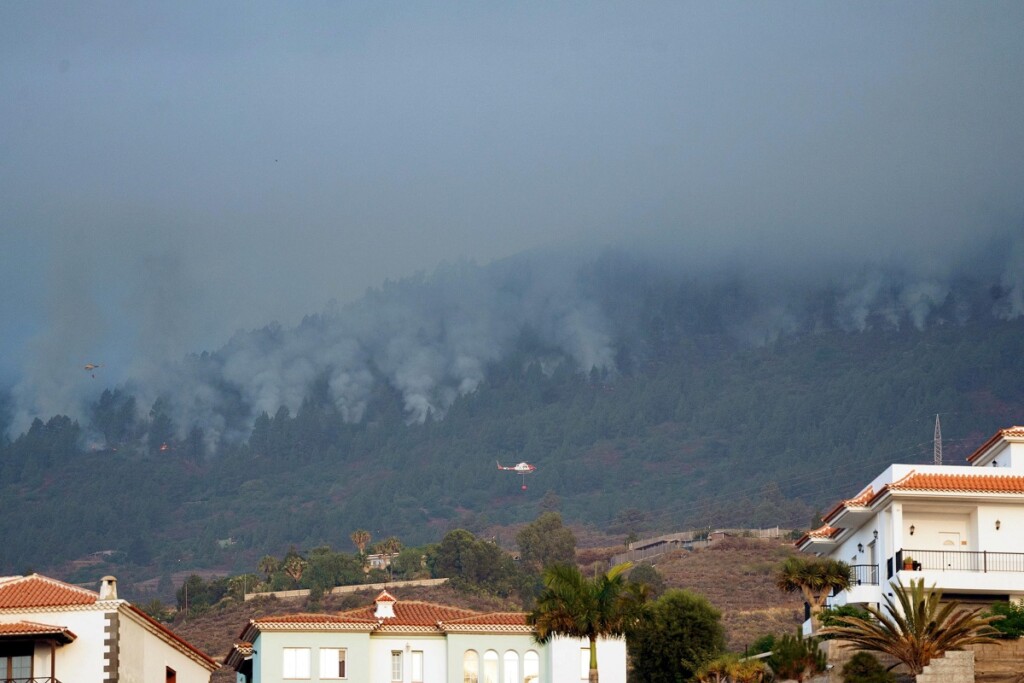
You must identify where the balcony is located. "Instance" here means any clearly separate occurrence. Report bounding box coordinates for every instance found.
[892,548,1024,595]
[897,548,1024,573]
[848,564,879,586]
[1,678,63,683]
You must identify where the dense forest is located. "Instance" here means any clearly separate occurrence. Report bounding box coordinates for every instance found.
[2,247,1023,586]
[1,306,1021,583]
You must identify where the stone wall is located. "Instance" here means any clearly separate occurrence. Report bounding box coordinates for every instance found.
[916,650,974,683]
[823,639,1024,683]
[969,639,1024,683]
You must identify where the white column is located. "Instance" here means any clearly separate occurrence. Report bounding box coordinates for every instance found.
[891,503,904,567]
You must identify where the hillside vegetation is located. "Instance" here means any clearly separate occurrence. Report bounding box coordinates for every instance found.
[1,316,1022,584]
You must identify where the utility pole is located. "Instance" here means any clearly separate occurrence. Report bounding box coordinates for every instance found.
[934,414,943,466]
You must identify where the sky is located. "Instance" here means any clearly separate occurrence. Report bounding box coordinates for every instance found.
[2,2,1024,410]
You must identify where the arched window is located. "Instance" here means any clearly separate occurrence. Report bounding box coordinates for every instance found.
[463,650,479,683]
[523,650,539,683]
[503,651,519,683]
[483,650,498,683]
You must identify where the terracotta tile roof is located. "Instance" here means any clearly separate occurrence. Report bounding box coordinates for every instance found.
[794,524,843,548]
[440,612,533,633]
[245,599,532,638]
[340,600,479,626]
[808,467,1024,549]
[241,612,380,641]
[224,641,254,667]
[887,472,1024,493]
[443,612,529,626]
[374,589,397,602]
[253,612,380,625]
[0,575,98,609]
[967,426,1024,462]
[0,621,77,642]
[822,486,875,523]
[808,524,841,539]
[845,485,875,507]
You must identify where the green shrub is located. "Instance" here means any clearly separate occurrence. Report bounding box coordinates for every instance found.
[841,651,895,683]
[747,634,776,656]
[767,630,826,681]
[696,654,770,683]
[987,599,1024,639]
[819,604,872,637]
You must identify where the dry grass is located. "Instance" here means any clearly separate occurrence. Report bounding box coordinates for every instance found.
[650,535,805,650]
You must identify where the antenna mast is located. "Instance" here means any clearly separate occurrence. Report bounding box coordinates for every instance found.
[934,414,943,466]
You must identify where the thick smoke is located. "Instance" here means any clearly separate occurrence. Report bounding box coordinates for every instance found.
[7,232,1024,445]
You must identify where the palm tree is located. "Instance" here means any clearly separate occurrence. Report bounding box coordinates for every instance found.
[379,536,403,580]
[775,557,851,630]
[528,562,644,683]
[282,554,308,587]
[350,529,371,555]
[820,578,1001,675]
[257,555,279,581]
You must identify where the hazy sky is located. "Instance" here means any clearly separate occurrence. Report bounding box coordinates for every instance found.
[2,2,1024,386]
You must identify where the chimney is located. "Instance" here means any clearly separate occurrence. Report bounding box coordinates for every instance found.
[99,576,118,600]
[373,590,396,619]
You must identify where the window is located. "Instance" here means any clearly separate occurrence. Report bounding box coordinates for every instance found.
[166,666,177,683]
[391,650,403,682]
[283,648,311,678]
[411,650,423,683]
[503,651,519,683]
[320,648,347,679]
[483,650,498,683]
[523,650,539,683]
[580,647,590,679]
[463,649,479,683]
[2,645,33,681]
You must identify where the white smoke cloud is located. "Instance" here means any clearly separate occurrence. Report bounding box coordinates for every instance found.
[996,236,1024,320]
[7,233,1024,445]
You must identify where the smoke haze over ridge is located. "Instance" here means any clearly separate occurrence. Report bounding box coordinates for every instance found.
[2,2,1024,438]
[6,232,1024,442]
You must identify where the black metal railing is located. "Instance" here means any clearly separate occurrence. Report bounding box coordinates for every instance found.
[847,563,879,586]
[898,548,1024,573]
[0,678,62,683]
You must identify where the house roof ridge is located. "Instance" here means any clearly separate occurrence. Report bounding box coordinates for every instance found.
[966,426,1024,462]
[0,573,99,608]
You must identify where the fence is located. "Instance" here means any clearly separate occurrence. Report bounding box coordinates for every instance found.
[610,527,786,566]
[245,577,449,601]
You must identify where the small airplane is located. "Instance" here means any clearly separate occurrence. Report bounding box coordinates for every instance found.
[84,363,102,378]
[497,461,537,490]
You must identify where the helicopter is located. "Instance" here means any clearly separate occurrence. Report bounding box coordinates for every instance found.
[496,461,536,490]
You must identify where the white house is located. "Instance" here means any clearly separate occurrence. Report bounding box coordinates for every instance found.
[0,573,219,682]
[797,426,1024,632]
[225,590,627,683]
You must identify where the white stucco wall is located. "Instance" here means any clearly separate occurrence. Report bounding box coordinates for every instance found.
[253,630,373,683]
[444,633,541,683]
[368,633,446,683]
[0,606,108,680]
[973,504,1024,551]
[547,636,626,683]
[971,439,1024,469]
[118,607,214,683]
